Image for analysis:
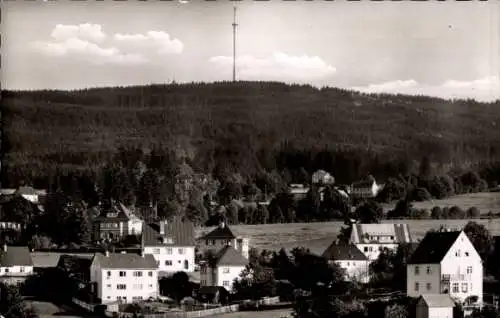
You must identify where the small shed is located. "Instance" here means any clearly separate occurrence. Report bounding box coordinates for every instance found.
[416,294,455,318]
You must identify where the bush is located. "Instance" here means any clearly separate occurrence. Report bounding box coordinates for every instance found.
[449,206,466,219]
[466,207,480,218]
[430,206,442,219]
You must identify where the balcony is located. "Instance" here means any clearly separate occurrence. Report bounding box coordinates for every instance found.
[441,274,472,282]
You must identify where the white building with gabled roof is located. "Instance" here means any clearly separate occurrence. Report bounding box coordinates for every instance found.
[200,246,247,292]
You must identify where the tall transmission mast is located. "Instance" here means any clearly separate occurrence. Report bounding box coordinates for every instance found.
[232,5,238,82]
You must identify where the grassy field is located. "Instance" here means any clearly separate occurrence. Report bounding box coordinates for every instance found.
[198,218,500,255]
[382,192,500,215]
[212,309,293,318]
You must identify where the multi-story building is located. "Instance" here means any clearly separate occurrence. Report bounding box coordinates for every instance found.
[197,222,249,259]
[349,178,382,200]
[92,202,143,242]
[0,245,34,285]
[90,251,159,304]
[349,223,413,261]
[199,246,247,292]
[322,241,370,283]
[142,217,196,274]
[407,229,483,307]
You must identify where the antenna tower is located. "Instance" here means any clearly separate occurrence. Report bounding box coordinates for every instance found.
[232,5,238,82]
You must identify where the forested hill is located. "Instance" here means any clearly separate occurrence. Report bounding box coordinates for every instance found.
[2,81,500,186]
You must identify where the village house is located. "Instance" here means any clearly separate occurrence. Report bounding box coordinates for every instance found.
[197,222,249,259]
[0,186,47,205]
[89,251,159,304]
[199,246,247,292]
[311,170,335,185]
[349,223,413,261]
[0,244,34,285]
[322,242,370,283]
[92,202,143,242]
[415,294,455,318]
[349,177,382,199]
[142,217,196,274]
[406,229,483,307]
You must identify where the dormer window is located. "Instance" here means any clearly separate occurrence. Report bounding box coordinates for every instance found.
[161,237,173,244]
[107,212,118,218]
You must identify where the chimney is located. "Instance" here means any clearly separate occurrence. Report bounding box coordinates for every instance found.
[159,220,166,235]
[105,250,110,257]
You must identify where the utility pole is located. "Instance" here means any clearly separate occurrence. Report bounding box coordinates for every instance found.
[232,5,238,82]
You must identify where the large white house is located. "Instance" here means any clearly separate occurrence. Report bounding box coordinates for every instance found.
[142,217,196,274]
[322,242,370,283]
[0,245,34,285]
[197,223,249,260]
[200,246,247,292]
[89,251,159,304]
[349,223,413,261]
[406,229,483,307]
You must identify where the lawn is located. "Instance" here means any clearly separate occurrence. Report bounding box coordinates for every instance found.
[382,192,500,215]
[212,309,293,318]
[197,218,500,255]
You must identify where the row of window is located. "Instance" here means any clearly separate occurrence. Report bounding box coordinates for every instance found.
[106,296,144,301]
[152,248,184,255]
[102,223,120,228]
[2,267,27,273]
[204,239,232,246]
[414,282,471,293]
[414,266,472,275]
[200,267,230,273]
[106,271,154,278]
[107,283,154,290]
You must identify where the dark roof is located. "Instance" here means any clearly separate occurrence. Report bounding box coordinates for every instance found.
[418,294,455,308]
[199,224,236,240]
[408,231,461,264]
[322,242,368,261]
[143,217,195,247]
[94,203,134,222]
[211,246,247,267]
[91,252,157,269]
[0,246,33,267]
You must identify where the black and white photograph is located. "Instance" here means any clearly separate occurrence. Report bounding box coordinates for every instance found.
[0,0,499,317]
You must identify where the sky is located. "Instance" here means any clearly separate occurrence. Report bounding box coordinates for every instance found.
[1,0,499,101]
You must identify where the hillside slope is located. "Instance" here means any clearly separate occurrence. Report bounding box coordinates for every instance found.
[3,82,500,183]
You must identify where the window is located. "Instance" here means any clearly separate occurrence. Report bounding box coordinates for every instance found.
[466,266,473,274]
[133,271,143,277]
[461,283,468,293]
[223,268,230,274]
[390,236,394,240]
[107,271,111,277]
[465,251,470,257]
[114,223,119,228]
[456,250,461,257]
[165,260,173,266]
[119,271,126,277]
[148,271,153,277]
[205,240,209,245]
[223,280,230,287]
[364,247,368,252]
[166,248,173,255]
[347,262,350,266]
[106,284,111,288]
[20,267,25,273]
[201,267,207,274]
[426,283,431,291]
[178,248,184,255]
[452,283,459,293]
[201,280,206,286]
[5,268,9,273]
[117,284,126,290]
[414,282,419,291]
[415,266,420,275]
[148,284,153,288]
[426,266,432,274]
[211,240,216,245]
[154,248,161,254]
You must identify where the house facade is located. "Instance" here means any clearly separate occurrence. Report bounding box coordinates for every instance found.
[200,246,247,292]
[93,203,143,242]
[322,242,370,283]
[142,217,196,273]
[0,245,34,285]
[415,294,455,318]
[90,251,159,304]
[407,230,483,307]
[349,178,382,199]
[197,223,249,260]
[349,223,413,261]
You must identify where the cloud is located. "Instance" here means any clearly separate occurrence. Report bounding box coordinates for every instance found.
[351,76,500,102]
[209,52,336,82]
[114,31,184,55]
[51,23,106,43]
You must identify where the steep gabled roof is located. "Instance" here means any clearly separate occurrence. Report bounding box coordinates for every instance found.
[322,242,368,261]
[199,224,236,240]
[419,294,455,308]
[143,217,195,247]
[350,223,413,244]
[0,246,33,267]
[94,203,132,222]
[91,252,157,269]
[408,231,462,264]
[211,246,247,267]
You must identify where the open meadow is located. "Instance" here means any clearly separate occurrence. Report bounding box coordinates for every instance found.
[382,192,500,215]
[212,309,293,318]
[198,219,500,255]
